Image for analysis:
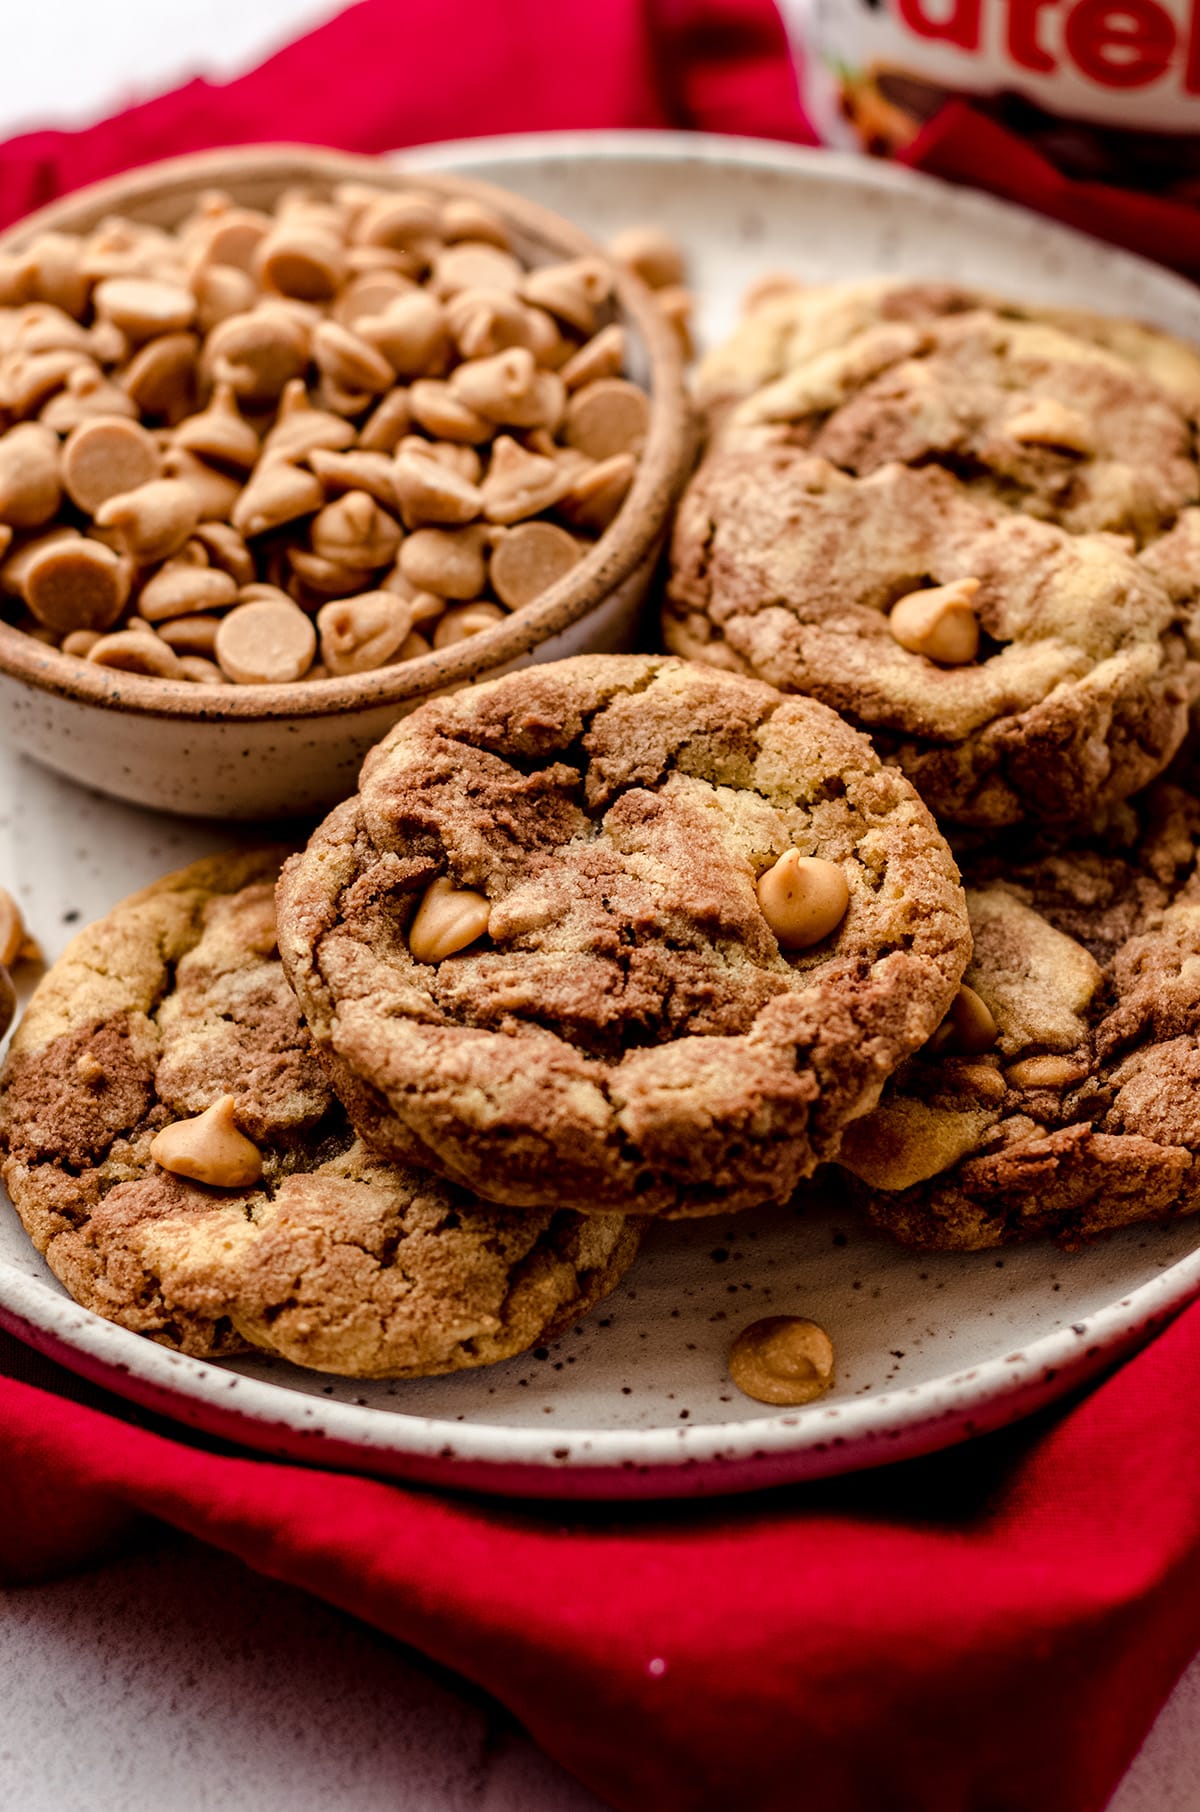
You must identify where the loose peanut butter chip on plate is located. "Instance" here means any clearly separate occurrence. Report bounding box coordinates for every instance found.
[24,537,131,634]
[407,876,492,963]
[564,377,650,460]
[214,596,316,684]
[888,578,981,666]
[729,1317,835,1407]
[62,415,161,514]
[490,520,581,608]
[928,983,998,1056]
[756,851,849,951]
[150,1095,263,1189]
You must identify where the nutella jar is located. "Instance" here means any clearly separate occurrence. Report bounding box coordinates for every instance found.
[800,0,1200,193]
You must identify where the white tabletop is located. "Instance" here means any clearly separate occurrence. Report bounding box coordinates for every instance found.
[2,10,1199,1808]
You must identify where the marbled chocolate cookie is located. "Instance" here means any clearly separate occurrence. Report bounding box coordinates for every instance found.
[0,851,640,1375]
[696,278,1200,483]
[665,448,1189,826]
[838,783,1200,1249]
[276,654,971,1218]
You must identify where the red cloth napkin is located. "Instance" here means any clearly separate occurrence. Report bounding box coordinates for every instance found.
[3,5,1200,1809]
[6,1302,1200,1812]
[0,0,814,230]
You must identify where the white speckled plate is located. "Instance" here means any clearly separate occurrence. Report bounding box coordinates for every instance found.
[4,132,1200,1500]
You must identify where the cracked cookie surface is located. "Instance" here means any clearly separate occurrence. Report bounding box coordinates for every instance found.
[276,654,971,1218]
[0,850,639,1375]
[665,448,1189,827]
[696,279,1200,498]
[837,783,1200,1249]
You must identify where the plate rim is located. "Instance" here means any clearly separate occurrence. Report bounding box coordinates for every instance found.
[4,127,1200,1497]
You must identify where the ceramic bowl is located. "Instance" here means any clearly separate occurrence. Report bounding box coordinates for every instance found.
[0,145,691,818]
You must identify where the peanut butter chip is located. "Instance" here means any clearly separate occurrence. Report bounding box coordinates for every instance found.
[564,378,650,460]
[317,591,413,675]
[399,525,488,600]
[756,852,849,951]
[310,490,401,569]
[407,876,492,964]
[172,383,260,471]
[0,964,13,1043]
[138,559,238,622]
[95,478,199,564]
[607,225,685,291]
[231,462,323,539]
[0,886,29,968]
[1005,397,1096,455]
[557,452,636,533]
[214,597,316,684]
[432,601,505,647]
[1005,1054,1089,1089]
[559,324,627,392]
[94,277,195,340]
[87,629,185,680]
[729,1317,835,1407]
[149,1095,263,1189]
[392,446,483,527]
[158,613,221,655]
[24,537,131,634]
[490,521,581,609]
[0,423,61,529]
[888,579,981,666]
[928,984,998,1056]
[62,415,160,513]
[481,436,567,524]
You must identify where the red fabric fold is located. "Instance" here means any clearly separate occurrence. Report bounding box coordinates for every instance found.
[6,1302,1200,1812]
[0,0,812,232]
[904,101,1200,284]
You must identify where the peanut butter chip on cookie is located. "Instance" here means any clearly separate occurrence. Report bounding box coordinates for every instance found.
[729,1316,835,1407]
[888,579,981,666]
[1005,1053,1088,1089]
[150,1095,263,1189]
[407,876,491,964]
[756,852,849,951]
[1005,397,1096,455]
[215,597,316,684]
[490,521,581,608]
[928,983,998,1056]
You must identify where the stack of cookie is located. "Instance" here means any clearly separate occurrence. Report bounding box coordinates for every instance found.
[0,651,976,1380]
[665,276,1200,1251]
[6,272,1200,1388]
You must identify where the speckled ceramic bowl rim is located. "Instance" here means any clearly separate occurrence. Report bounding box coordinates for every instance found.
[0,143,690,722]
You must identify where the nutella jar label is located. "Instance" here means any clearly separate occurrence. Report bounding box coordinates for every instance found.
[799,0,1200,186]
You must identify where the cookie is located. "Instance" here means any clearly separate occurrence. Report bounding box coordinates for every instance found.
[665,447,1189,827]
[276,653,971,1218]
[696,275,1200,481]
[837,783,1200,1249]
[0,851,640,1375]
